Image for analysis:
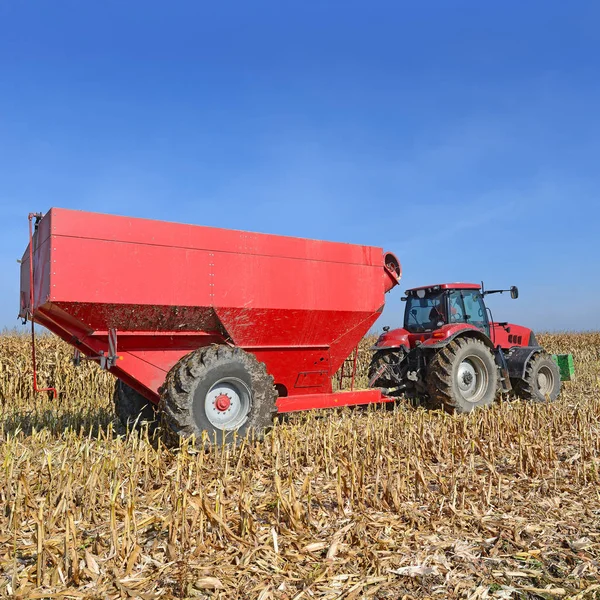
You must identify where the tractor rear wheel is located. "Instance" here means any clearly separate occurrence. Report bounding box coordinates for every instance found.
[513,352,561,402]
[426,337,498,413]
[160,345,277,446]
[113,380,158,432]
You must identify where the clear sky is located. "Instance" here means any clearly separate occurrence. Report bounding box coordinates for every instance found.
[1,1,598,332]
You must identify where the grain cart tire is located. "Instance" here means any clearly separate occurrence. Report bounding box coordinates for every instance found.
[113,380,158,432]
[368,349,406,388]
[426,337,498,413]
[160,345,277,446]
[513,352,561,402]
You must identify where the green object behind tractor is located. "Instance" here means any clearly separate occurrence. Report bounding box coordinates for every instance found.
[552,354,575,381]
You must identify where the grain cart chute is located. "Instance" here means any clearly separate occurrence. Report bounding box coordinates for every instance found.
[20,209,401,442]
[369,282,574,412]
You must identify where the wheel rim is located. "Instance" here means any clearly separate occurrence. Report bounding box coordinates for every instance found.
[205,377,251,430]
[456,356,489,403]
[537,365,554,396]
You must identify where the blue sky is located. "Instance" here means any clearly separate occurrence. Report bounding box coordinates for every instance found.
[1,1,598,332]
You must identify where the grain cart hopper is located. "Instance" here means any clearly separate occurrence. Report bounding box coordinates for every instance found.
[19,209,401,442]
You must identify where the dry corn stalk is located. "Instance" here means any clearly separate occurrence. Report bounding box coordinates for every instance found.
[0,331,599,598]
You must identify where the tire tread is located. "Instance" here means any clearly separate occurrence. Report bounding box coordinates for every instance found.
[426,337,498,413]
[159,345,277,446]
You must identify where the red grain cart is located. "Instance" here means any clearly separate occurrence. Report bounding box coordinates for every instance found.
[20,209,400,442]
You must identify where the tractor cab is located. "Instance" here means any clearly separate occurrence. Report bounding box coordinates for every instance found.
[404,283,490,336]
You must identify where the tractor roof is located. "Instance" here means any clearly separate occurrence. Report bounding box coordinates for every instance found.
[406,282,481,293]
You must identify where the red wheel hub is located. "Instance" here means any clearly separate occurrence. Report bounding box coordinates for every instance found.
[214,393,231,411]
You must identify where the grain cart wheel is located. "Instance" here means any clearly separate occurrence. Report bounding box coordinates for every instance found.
[160,345,277,446]
[513,352,561,402]
[113,380,158,432]
[427,337,498,413]
[368,349,406,388]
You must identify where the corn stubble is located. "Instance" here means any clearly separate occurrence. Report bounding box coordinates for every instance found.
[1,333,599,599]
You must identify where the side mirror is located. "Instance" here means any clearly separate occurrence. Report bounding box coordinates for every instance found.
[510,286,519,299]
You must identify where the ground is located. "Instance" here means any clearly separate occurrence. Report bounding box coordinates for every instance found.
[0,333,599,599]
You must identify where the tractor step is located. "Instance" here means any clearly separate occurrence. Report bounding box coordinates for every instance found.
[494,348,513,393]
[552,354,575,381]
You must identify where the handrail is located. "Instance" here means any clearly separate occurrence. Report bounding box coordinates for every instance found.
[28,212,57,399]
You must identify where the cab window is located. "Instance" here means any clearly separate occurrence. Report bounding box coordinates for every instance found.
[448,293,465,323]
[448,290,489,335]
[404,292,446,332]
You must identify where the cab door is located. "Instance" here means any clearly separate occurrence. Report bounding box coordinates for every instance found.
[462,290,490,336]
[448,290,490,337]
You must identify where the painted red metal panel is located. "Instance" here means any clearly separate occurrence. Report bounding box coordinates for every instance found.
[20,208,400,407]
[372,328,411,350]
[407,282,481,292]
[277,388,390,412]
[47,207,384,266]
[50,236,214,308]
[374,324,487,350]
[490,323,532,349]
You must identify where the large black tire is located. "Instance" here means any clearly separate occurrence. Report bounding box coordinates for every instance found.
[113,380,158,432]
[160,345,277,446]
[426,337,498,413]
[512,352,561,402]
[368,349,406,388]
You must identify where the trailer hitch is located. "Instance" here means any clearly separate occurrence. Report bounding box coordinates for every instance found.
[368,358,408,389]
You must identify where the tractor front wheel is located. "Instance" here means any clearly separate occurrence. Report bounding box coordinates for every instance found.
[160,345,278,446]
[426,337,498,413]
[513,353,561,402]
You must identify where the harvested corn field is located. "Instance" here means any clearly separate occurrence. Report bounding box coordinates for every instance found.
[1,332,599,599]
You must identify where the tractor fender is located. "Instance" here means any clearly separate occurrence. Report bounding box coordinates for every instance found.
[505,346,543,379]
[419,327,496,352]
[371,328,410,352]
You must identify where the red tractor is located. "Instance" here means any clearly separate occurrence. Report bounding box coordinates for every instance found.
[368,282,564,412]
